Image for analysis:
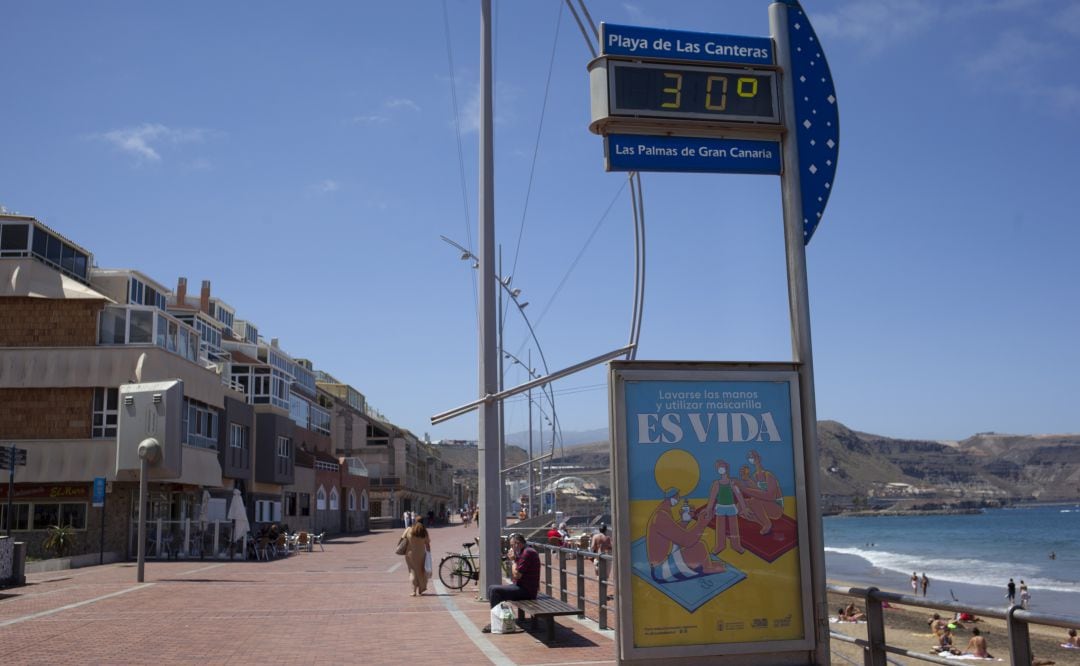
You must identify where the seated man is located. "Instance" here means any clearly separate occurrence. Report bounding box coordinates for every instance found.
[483,533,539,632]
[965,627,991,658]
[927,613,948,636]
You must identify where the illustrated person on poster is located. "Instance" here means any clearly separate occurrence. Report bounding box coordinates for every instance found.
[647,484,726,582]
[709,459,746,555]
[739,449,785,535]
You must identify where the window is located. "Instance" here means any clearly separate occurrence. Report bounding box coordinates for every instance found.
[0,502,86,530]
[300,493,311,516]
[360,490,369,512]
[98,308,127,345]
[254,500,282,523]
[329,487,339,511]
[285,492,297,517]
[289,393,310,428]
[183,398,219,450]
[0,222,29,255]
[92,387,119,438]
[316,487,326,511]
[347,489,356,511]
[0,503,30,530]
[229,423,248,450]
[60,503,86,529]
[310,404,331,436]
[276,436,291,459]
[129,308,153,344]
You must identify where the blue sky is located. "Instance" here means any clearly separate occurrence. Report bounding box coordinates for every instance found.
[2,1,1078,444]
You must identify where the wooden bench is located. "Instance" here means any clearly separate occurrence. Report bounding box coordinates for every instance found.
[508,594,580,642]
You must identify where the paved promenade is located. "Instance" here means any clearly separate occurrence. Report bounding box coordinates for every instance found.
[0,523,616,666]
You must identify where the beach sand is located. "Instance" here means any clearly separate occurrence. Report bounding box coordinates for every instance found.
[827,583,1078,665]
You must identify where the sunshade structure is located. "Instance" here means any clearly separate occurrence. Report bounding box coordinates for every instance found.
[227,488,250,550]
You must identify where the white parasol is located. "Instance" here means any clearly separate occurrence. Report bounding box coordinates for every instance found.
[198,489,211,529]
[227,488,250,542]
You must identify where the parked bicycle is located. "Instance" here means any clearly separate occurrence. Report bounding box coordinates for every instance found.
[439,539,480,590]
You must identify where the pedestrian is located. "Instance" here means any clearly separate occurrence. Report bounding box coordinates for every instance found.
[911,572,918,596]
[590,523,613,577]
[921,572,929,597]
[473,507,480,527]
[401,517,431,596]
[403,510,411,528]
[482,533,539,632]
[1006,578,1016,605]
[1019,580,1030,609]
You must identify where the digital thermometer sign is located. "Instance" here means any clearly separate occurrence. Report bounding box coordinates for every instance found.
[609,60,779,124]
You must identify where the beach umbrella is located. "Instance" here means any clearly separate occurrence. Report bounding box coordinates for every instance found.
[198,489,210,529]
[227,488,250,542]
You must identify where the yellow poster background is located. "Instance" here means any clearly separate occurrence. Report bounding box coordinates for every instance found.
[629,495,804,647]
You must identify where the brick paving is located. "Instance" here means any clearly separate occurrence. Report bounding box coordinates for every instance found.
[0,523,616,666]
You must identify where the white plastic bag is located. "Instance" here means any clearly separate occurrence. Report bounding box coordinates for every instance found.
[490,602,517,634]
[424,551,432,575]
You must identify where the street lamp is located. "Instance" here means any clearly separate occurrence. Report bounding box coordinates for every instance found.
[502,348,558,517]
[441,235,562,517]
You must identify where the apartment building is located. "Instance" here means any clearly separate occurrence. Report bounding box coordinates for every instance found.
[0,213,425,558]
[0,214,236,558]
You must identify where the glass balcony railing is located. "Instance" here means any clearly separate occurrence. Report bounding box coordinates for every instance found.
[98,304,202,364]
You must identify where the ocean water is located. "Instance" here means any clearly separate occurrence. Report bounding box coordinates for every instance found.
[823,505,1080,617]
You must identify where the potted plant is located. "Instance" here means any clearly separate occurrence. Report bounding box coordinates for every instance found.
[42,524,76,559]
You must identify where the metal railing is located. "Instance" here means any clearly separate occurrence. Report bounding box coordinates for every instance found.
[527,540,616,630]
[828,583,1079,666]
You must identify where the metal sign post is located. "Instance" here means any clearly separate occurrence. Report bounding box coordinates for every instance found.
[3,445,28,538]
[589,2,839,664]
[93,476,107,565]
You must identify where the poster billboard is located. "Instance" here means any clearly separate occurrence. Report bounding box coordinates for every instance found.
[610,361,814,661]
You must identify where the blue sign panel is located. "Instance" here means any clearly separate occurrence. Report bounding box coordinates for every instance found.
[601,23,773,66]
[607,134,780,175]
[782,1,839,244]
[92,476,106,507]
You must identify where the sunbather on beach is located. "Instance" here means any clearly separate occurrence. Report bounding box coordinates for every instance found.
[965,627,991,658]
[1064,628,1079,648]
[841,603,865,622]
[935,626,961,655]
[928,613,948,636]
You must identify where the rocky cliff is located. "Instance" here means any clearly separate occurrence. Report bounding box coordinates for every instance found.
[516,421,1080,508]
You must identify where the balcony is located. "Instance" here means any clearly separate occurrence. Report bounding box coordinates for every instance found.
[370,477,401,490]
[98,304,202,365]
[343,457,369,477]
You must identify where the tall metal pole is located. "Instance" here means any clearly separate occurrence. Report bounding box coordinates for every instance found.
[527,349,534,517]
[477,0,501,599]
[136,456,149,583]
[498,247,506,523]
[771,4,829,663]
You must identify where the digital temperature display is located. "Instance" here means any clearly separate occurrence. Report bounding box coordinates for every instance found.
[609,60,779,124]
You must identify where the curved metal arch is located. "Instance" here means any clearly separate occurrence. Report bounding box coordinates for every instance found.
[565,0,646,361]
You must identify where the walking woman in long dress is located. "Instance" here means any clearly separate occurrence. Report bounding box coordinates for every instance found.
[403,518,431,596]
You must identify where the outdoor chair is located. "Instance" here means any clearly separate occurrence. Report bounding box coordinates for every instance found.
[311,532,325,551]
[296,531,310,551]
[274,533,288,556]
[255,537,271,561]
